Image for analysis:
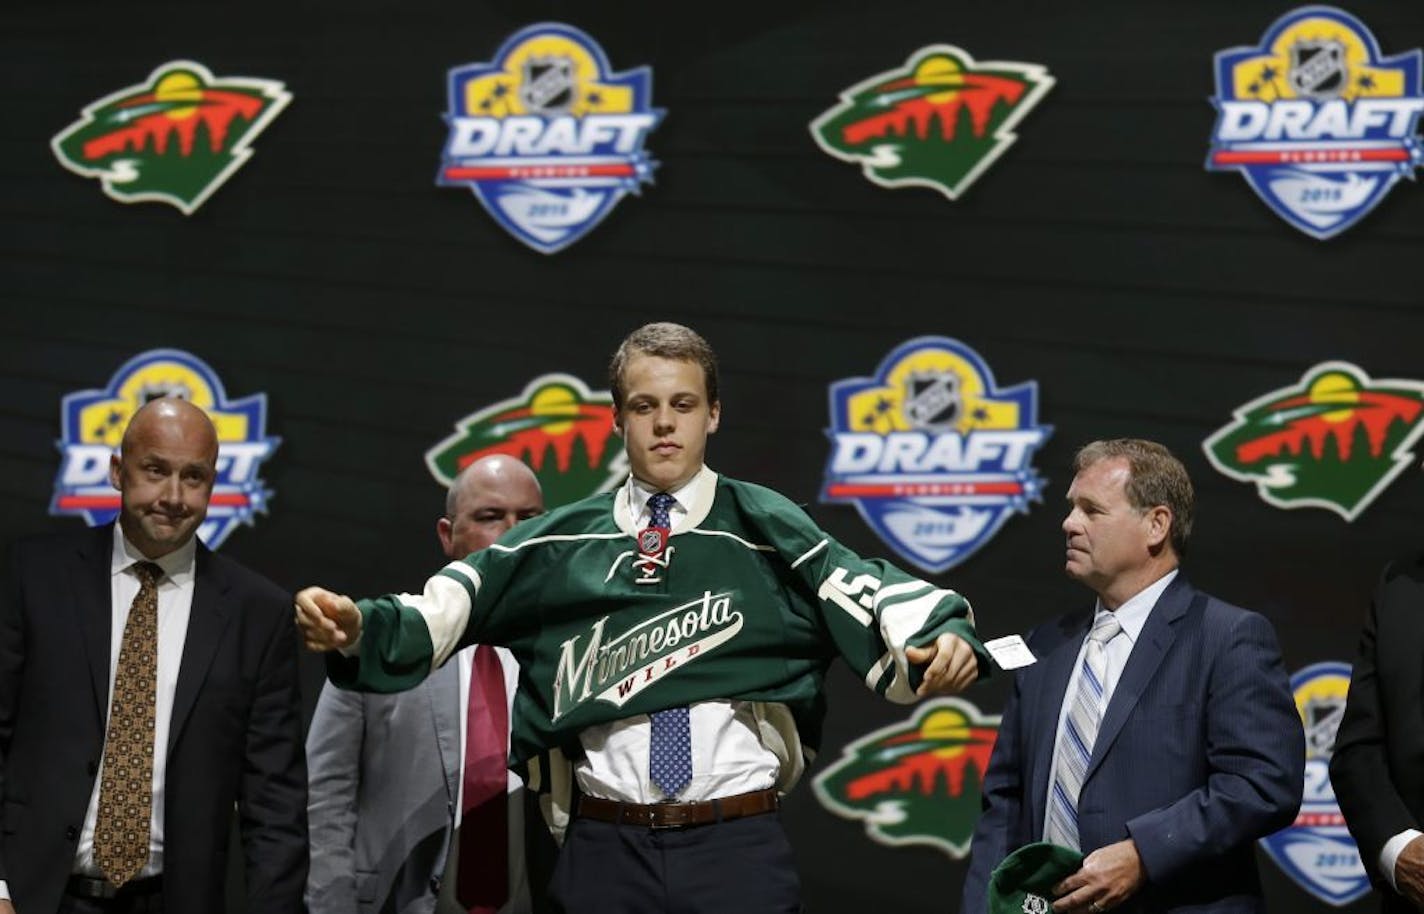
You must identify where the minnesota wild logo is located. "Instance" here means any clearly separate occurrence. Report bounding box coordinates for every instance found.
[810,45,1053,200]
[426,373,627,507]
[1204,361,1424,521]
[51,60,291,214]
[813,697,998,856]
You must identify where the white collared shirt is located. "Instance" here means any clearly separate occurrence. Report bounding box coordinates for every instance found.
[75,527,199,878]
[573,467,781,803]
[1043,569,1178,839]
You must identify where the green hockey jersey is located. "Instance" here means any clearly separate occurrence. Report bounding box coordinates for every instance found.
[330,471,988,772]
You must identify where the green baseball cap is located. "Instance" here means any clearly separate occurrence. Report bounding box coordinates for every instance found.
[987,842,1084,914]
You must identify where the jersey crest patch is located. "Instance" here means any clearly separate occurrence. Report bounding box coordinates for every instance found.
[426,373,627,508]
[51,61,291,215]
[1258,662,1368,906]
[51,349,280,548]
[1203,361,1424,521]
[813,698,999,857]
[810,45,1053,199]
[1206,7,1424,239]
[822,337,1051,573]
[437,23,663,253]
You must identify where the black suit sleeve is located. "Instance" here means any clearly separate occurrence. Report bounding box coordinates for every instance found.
[1331,559,1422,880]
[0,543,26,886]
[238,588,309,913]
[961,672,1028,914]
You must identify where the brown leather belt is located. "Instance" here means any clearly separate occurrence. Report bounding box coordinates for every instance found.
[577,787,780,829]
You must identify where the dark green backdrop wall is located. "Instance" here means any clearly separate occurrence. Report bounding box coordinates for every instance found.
[3,1,1421,911]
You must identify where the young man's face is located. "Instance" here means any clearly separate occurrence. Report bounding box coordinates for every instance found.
[614,353,720,492]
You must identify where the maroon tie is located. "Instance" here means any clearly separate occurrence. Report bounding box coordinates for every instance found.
[457,645,509,914]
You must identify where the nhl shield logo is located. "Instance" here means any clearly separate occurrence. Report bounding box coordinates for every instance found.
[1259,662,1369,906]
[426,373,627,506]
[813,698,998,857]
[437,23,663,254]
[822,337,1051,573]
[1203,361,1424,521]
[50,349,280,548]
[51,61,291,215]
[1206,7,1424,239]
[638,527,667,556]
[1289,39,1347,100]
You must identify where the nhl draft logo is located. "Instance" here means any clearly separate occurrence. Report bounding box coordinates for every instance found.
[437,23,663,253]
[51,61,291,215]
[51,349,280,548]
[813,698,998,856]
[426,373,628,507]
[1203,361,1424,521]
[823,337,1051,573]
[810,45,1053,199]
[1206,7,1424,239]
[1259,662,1368,906]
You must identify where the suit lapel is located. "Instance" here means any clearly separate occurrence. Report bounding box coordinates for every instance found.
[75,525,115,726]
[1028,613,1090,832]
[1085,575,1195,781]
[430,660,463,807]
[168,544,234,753]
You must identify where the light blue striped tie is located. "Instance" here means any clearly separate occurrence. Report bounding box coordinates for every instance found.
[1044,611,1122,850]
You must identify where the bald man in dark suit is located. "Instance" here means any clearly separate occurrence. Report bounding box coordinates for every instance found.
[0,398,306,913]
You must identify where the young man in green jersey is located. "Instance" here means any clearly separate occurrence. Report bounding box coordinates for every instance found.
[297,322,988,913]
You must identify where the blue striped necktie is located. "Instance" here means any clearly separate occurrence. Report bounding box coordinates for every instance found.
[644,492,692,798]
[1044,611,1122,850]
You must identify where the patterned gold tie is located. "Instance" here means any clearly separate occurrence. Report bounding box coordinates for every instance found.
[93,560,162,886]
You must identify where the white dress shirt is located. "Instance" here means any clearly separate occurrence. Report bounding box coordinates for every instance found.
[573,467,780,804]
[1043,569,1178,839]
[78,527,198,878]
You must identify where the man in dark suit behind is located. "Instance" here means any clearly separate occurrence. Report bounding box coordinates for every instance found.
[0,397,306,913]
[1331,554,1424,912]
[962,438,1304,914]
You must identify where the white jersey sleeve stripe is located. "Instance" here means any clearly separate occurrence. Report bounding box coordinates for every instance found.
[407,562,482,669]
[877,588,958,704]
[790,538,829,569]
[864,651,896,693]
[872,579,932,609]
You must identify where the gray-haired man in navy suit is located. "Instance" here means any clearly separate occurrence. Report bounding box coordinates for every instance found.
[963,439,1304,914]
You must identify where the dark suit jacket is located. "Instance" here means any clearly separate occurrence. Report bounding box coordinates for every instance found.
[962,574,1304,914]
[0,524,307,913]
[1331,553,1424,914]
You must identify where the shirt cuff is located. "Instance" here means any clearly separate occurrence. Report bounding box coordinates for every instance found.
[1380,828,1423,890]
[0,880,9,901]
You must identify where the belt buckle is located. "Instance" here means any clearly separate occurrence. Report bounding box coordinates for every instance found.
[648,802,693,829]
[70,875,120,900]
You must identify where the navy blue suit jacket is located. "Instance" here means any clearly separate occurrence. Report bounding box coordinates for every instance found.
[962,574,1304,914]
